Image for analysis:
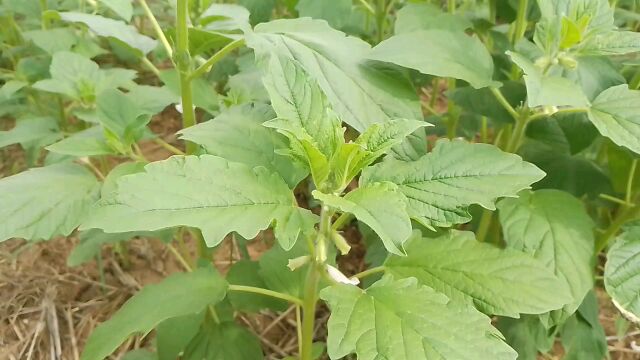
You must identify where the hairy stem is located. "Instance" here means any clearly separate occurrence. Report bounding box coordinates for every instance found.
[301,206,331,360]
[175,0,198,155]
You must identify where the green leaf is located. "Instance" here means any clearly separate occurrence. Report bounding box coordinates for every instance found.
[100,161,147,199]
[0,80,28,100]
[394,3,471,34]
[59,12,157,55]
[526,113,599,155]
[313,182,412,255]
[33,51,136,103]
[46,127,115,157]
[247,18,422,132]
[96,89,152,147]
[498,190,595,324]
[575,56,625,101]
[0,163,101,242]
[227,260,288,312]
[580,30,640,55]
[320,276,517,360]
[199,4,250,31]
[605,222,640,322]
[156,313,203,360]
[182,321,263,360]
[81,155,317,250]
[361,139,545,229]
[126,85,178,115]
[179,104,307,188]
[385,231,571,317]
[99,0,133,21]
[81,266,227,360]
[588,84,640,155]
[560,291,608,360]
[23,28,77,54]
[121,350,157,360]
[497,315,555,360]
[237,0,275,24]
[507,51,589,108]
[369,30,500,89]
[262,54,341,159]
[0,117,60,148]
[296,0,352,29]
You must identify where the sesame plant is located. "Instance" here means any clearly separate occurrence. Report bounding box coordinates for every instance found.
[1,0,640,359]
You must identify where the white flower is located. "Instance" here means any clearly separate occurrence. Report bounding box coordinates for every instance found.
[326,265,359,285]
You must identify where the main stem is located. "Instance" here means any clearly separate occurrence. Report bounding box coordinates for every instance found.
[176,0,198,155]
[300,206,330,360]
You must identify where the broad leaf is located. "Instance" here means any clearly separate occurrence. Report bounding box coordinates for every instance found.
[369,30,500,89]
[507,51,589,108]
[0,163,101,242]
[81,155,317,249]
[99,0,133,21]
[182,321,263,360]
[81,266,227,360]
[581,31,640,55]
[588,84,640,155]
[126,85,178,114]
[498,190,594,324]
[604,222,640,322]
[96,89,151,147]
[313,182,412,255]
[0,117,60,148]
[497,315,555,360]
[199,4,250,31]
[246,18,422,132]
[361,139,545,229]
[156,313,203,360]
[320,276,517,360]
[179,104,308,188]
[560,291,608,360]
[59,12,157,55]
[386,231,571,317]
[394,3,471,34]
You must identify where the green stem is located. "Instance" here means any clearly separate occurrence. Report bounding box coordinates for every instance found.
[595,205,640,253]
[353,266,385,279]
[512,0,529,45]
[188,39,246,81]
[175,0,198,155]
[506,114,529,153]
[332,212,354,231]
[154,138,185,155]
[300,206,331,360]
[626,159,638,204]
[490,87,519,121]
[476,209,494,243]
[357,0,376,15]
[141,57,161,76]
[39,0,48,29]
[527,107,589,122]
[137,0,173,58]
[228,285,304,306]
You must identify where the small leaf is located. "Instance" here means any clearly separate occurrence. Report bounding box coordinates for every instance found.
[361,139,545,229]
[369,30,500,89]
[99,0,133,21]
[81,266,228,360]
[23,28,77,54]
[81,155,317,250]
[605,222,640,322]
[385,231,572,317]
[96,89,151,147]
[59,12,157,55]
[156,313,203,360]
[46,127,115,157]
[0,163,101,242]
[507,51,589,108]
[313,182,412,255]
[179,103,308,188]
[296,0,352,29]
[498,190,595,324]
[320,276,517,360]
[588,84,640,155]
[0,117,60,148]
[395,3,471,34]
[182,321,263,360]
